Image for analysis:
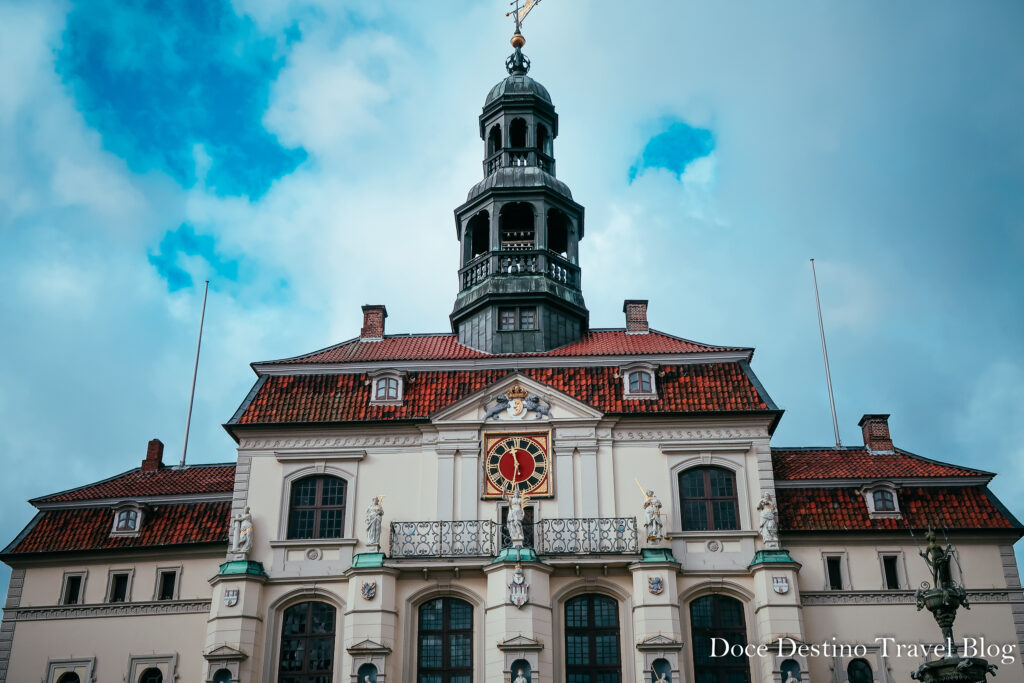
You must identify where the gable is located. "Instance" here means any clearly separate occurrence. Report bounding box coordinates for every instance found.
[431,373,603,423]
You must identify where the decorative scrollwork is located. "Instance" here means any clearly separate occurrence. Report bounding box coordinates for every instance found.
[389,520,497,558]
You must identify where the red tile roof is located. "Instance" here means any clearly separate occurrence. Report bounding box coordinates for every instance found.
[233,364,771,425]
[777,487,1019,532]
[5,501,230,555]
[270,330,742,365]
[771,448,987,481]
[34,464,236,503]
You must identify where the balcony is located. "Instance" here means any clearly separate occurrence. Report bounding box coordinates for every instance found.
[388,517,638,559]
[459,250,580,291]
[484,148,555,175]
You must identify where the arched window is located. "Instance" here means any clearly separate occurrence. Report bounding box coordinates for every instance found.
[780,659,802,681]
[287,475,347,539]
[628,370,653,394]
[418,597,473,682]
[278,601,336,682]
[509,118,527,147]
[690,595,750,683]
[468,211,490,258]
[547,209,569,256]
[138,669,163,683]
[679,467,739,531]
[872,489,895,511]
[212,670,232,683]
[56,674,81,683]
[651,657,672,682]
[356,663,378,682]
[565,593,621,682]
[488,124,502,155]
[847,659,873,683]
[374,377,400,401]
[499,203,535,251]
[537,123,551,155]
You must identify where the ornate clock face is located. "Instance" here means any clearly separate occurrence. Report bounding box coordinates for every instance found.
[483,433,552,498]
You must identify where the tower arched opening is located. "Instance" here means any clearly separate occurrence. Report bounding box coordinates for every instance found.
[500,203,535,251]
[537,123,551,156]
[467,211,490,260]
[488,124,502,155]
[547,209,570,257]
[509,118,527,148]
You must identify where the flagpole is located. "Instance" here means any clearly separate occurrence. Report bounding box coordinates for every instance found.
[810,260,842,448]
[180,280,209,467]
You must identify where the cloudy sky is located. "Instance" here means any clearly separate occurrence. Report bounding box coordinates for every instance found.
[1,0,1022,595]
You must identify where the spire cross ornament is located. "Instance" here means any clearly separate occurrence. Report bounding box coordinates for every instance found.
[506,0,542,34]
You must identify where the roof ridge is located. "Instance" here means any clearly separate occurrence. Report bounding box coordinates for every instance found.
[892,447,993,477]
[30,463,238,505]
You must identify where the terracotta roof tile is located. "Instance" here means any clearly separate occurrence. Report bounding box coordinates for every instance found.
[6,501,230,555]
[34,464,236,503]
[272,330,741,365]
[777,487,1019,532]
[771,448,986,481]
[234,364,770,425]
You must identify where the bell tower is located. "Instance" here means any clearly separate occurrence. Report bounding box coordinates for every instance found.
[450,32,588,353]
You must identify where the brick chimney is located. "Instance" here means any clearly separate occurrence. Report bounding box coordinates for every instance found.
[360,305,388,341]
[623,299,649,334]
[858,414,894,453]
[142,438,164,472]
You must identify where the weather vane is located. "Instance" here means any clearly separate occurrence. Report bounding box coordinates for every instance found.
[506,0,542,38]
[503,0,541,74]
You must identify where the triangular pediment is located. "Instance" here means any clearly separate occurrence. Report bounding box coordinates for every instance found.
[637,634,683,651]
[497,634,545,651]
[347,638,392,654]
[432,373,603,424]
[204,644,248,660]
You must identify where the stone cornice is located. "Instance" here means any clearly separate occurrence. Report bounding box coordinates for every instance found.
[801,588,1024,606]
[240,434,421,450]
[5,599,212,621]
[614,427,763,442]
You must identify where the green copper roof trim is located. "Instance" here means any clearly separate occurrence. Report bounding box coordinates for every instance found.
[491,547,539,564]
[749,549,800,568]
[641,548,677,563]
[218,560,269,577]
[352,552,386,568]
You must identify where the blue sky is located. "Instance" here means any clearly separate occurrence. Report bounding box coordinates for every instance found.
[1,0,1023,599]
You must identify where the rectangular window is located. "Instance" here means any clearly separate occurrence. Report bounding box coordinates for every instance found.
[157,570,178,600]
[826,556,844,590]
[883,555,901,589]
[499,308,517,330]
[518,308,536,330]
[498,307,537,331]
[107,571,130,603]
[60,574,84,605]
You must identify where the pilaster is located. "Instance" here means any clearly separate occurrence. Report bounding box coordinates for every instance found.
[484,556,554,683]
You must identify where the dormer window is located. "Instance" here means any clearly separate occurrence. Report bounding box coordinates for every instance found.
[369,370,405,405]
[621,363,658,399]
[111,504,142,536]
[863,482,901,518]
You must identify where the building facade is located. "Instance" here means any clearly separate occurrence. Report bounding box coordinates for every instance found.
[2,38,1023,683]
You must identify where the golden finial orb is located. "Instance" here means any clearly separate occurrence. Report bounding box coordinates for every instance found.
[511,31,526,49]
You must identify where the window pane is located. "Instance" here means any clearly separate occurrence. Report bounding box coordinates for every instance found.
[681,470,705,498]
[883,556,900,589]
[449,633,472,667]
[289,510,315,539]
[293,479,317,506]
[110,574,128,602]
[683,502,708,531]
[63,575,82,604]
[708,469,734,497]
[320,477,345,505]
[311,602,336,634]
[158,572,176,600]
[712,500,738,530]
[595,634,619,664]
[519,308,536,330]
[318,509,343,538]
[449,600,472,629]
[499,308,517,330]
[874,490,895,511]
[592,596,617,627]
[567,635,590,665]
[283,604,308,635]
[827,557,844,589]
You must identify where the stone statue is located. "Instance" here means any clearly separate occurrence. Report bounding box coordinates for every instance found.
[635,479,663,543]
[920,529,955,590]
[512,669,529,683]
[783,672,800,683]
[230,506,253,556]
[757,492,780,550]
[654,672,669,683]
[505,488,527,549]
[365,496,384,551]
[508,563,529,608]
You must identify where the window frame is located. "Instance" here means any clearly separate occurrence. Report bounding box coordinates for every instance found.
[497,306,538,331]
[620,362,659,400]
[862,481,901,518]
[689,593,752,683]
[417,596,474,683]
[153,566,181,601]
[878,551,906,590]
[286,475,348,540]
[110,504,143,536]
[105,568,134,603]
[45,659,96,683]
[678,466,741,531]
[564,592,623,682]
[125,655,177,683]
[822,552,850,591]
[277,600,338,682]
[368,369,405,405]
[58,570,87,606]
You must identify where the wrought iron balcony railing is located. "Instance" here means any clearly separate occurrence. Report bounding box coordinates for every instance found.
[389,517,638,558]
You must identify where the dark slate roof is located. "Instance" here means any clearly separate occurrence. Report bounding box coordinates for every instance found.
[466,166,573,202]
[270,329,742,365]
[485,73,552,106]
[232,364,772,426]
[778,487,1020,532]
[3,502,231,556]
[33,463,237,503]
[771,448,989,481]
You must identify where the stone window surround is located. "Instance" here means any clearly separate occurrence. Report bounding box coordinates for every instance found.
[667,453,752,537]
[678,582,756,683]
[619,361,659,400]
[58,570,88,606]
[110,503,143,537]
[822,551,852,591]
[261,588,345,683]
[45,657,95,683]
[152,565,182,601]
[402,584,485,683]
[876,550,908,590]
[126,653,178,683]
[368,369,406,406]
[549,579,636,683]
[104,567,134,603]
[275,462,359,544]
[861,481,902,518]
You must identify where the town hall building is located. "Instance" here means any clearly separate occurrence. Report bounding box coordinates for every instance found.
[1,30,1022,683]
